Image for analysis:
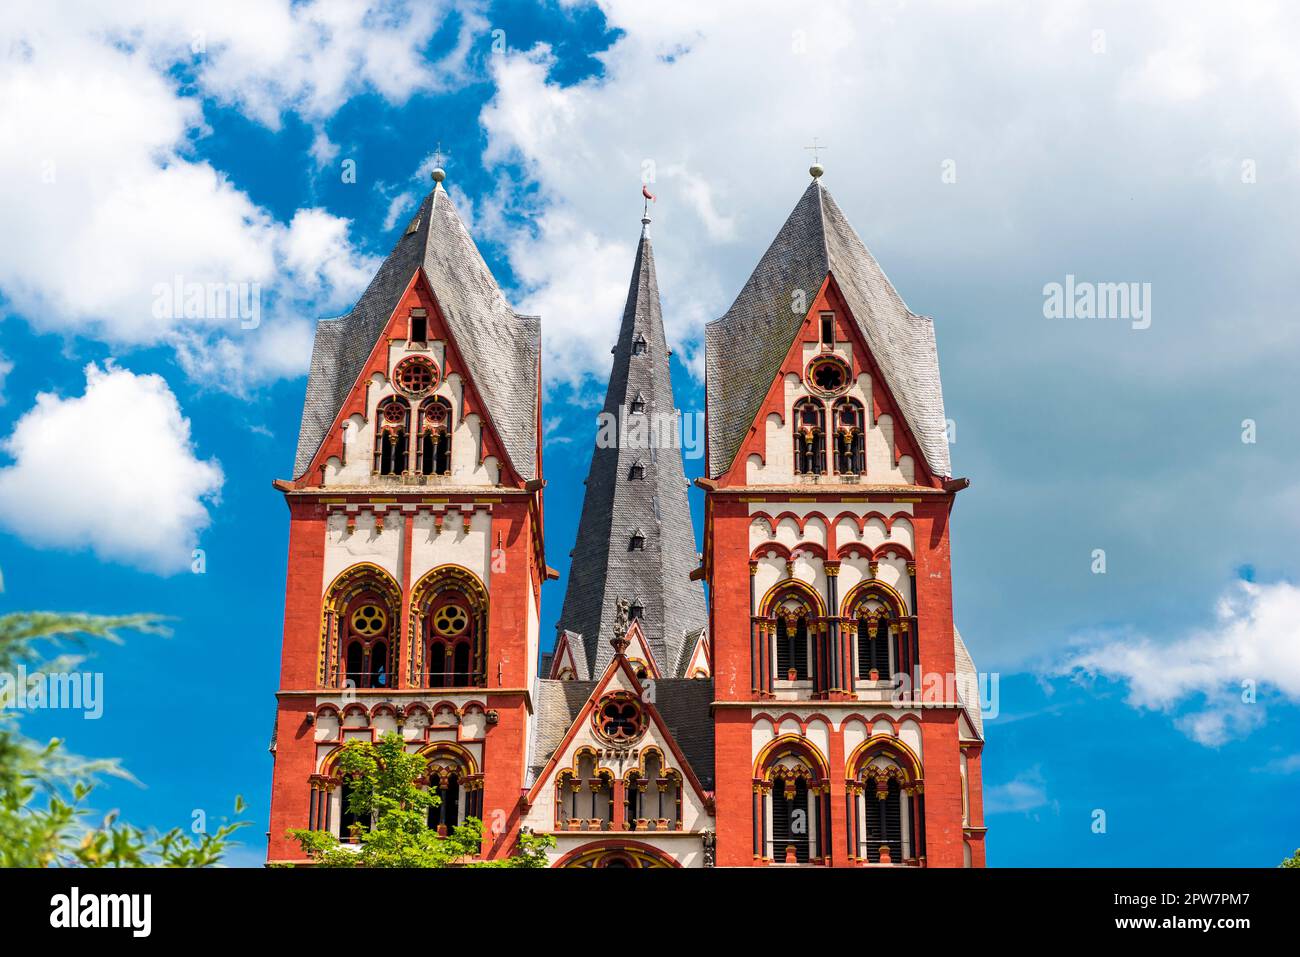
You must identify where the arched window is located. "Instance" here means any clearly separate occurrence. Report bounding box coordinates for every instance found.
[633,333,647,355]
[321,565,401,690]
[411,566,489,689]
[756,738,830,864]
[338,591,393,689]
[338,777,368,843]
[374,397,411,475]
[849,741,925,865]
[427,598,473,687]
[625,750,682,831]
[631,392,646,414]
[556,751,614,831]
[792,398,827,476]
[628,459,645,480]
[423,748,481,837]
[417,397,452,476]
[833,398,866,475]
[629,529,645,551]
[849,584,907,683]
[857,605,892,680]
[773,598,813,682]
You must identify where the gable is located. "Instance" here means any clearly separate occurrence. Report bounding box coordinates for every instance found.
[297,269,523,488]
[721,277,940,489]
[527,655,713,810]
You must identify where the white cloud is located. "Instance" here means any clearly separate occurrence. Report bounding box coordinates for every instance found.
[0,363,224,575]
[0,1,477,391]
[984,767,1051,815]
[0,353,12,404]
[1054,580,1300,746]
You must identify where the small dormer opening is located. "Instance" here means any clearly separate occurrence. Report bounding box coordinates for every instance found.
[629,601,644,621]
[629,460,645,480]
[633,333,647,355]
[409,308,428,345]
[629,530,645,551]
[631,392,646,414]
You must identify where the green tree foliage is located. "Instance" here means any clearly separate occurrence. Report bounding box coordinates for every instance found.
[289,732,554,868]
[0,611,248,866]
[1281,848,1300,868]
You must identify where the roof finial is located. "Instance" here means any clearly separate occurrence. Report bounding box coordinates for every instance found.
[804,137,827,179]
[641,182,656,233]
[430,141,447,186]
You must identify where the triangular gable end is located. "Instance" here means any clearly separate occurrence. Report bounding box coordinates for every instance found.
[548,631,586,680]
[526,653,710,809]
[721,274,941,488]
[297,268,523,488]
[620,619,662,680]
[682,630,711,679]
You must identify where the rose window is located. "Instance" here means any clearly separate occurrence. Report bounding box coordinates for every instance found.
[394,356,438,397]
[806,355,851,397]
[593,692,646,745]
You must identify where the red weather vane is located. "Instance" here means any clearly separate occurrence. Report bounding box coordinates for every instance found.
[642,182,655,217]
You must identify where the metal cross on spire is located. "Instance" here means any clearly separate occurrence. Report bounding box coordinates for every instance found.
[430,141,449,184]
[804,137,827,178]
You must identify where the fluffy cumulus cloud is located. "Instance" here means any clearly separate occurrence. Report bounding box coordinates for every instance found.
[0,364,224,575]
[1054,580,1300,746]
[0,0,480,391]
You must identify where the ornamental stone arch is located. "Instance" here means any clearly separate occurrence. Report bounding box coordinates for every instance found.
[408,564,489,687]
[320,562,402,688]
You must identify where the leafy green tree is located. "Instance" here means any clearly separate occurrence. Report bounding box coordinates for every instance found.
[1281,848,1300,868]
[289,732,554,868]
[0,611,248,866]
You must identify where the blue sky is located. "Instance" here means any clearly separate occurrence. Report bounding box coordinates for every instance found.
[2,1,1298,867]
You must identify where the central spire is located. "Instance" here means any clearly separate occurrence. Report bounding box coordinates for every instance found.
[556,205,707,678]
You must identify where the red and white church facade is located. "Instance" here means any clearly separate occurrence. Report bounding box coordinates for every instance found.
[266,162,986,868]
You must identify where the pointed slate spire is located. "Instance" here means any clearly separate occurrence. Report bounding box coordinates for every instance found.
[558,219,708,678]
[294,172,540,481]
[705,176,951,480]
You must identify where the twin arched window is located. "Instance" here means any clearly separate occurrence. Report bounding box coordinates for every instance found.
[374,395,453,476]
[324,568,400,690]
[851,743,925,865]
[756,741,831,864]
[774,598,813,681]
[411,567,489,689]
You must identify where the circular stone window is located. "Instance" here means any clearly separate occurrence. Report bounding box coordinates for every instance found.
[592,691,646,746]
[351,603,387,636]
[432,604,469,637]
[805,354,851,397]
[394,355,438,397]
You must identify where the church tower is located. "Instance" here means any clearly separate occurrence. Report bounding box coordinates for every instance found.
[701,165,986,867]
[266,166,548,864]
[552,213,708,681]
[518,211,717,867]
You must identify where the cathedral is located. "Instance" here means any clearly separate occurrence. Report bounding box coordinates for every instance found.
[266,158,987,868]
